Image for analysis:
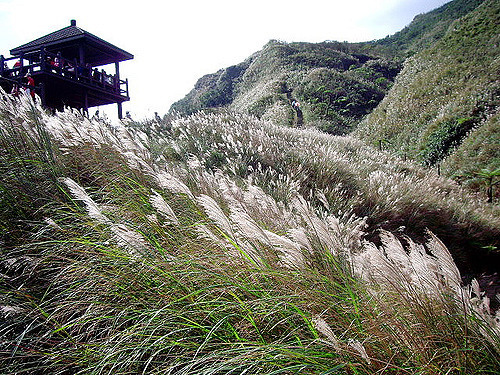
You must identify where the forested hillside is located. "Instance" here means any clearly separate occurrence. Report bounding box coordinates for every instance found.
[171,41,401,135]
[170,0,487,133]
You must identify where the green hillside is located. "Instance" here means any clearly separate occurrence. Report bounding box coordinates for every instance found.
[171,41,401,135]
[362,0,486,57]
[355,0,499,194]
[172,0,498,198]
[170,0,487,135]
[1,94,500,374]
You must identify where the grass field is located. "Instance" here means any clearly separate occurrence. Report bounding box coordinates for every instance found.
[0,94,499,374]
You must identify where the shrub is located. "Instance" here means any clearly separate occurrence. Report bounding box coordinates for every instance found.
[421,117,476,166]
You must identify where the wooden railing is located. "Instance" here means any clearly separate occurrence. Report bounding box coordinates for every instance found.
[0,50,129,98]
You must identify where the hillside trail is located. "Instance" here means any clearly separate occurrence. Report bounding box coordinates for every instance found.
[293,103,303,126]
[284,88,303,126]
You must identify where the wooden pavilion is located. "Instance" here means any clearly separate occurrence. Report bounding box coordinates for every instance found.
[0,20,133,118]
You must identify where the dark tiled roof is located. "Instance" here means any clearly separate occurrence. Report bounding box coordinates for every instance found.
[10,21,133,62]
[11,25,85,52]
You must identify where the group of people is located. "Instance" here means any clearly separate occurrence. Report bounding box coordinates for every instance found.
[1,58,35,99]
[10,72,35,99]
[2,59,24,77]
[39,52,111,86]
[45,53,94,79]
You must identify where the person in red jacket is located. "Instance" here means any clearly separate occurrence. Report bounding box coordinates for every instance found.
[25,73,35,99]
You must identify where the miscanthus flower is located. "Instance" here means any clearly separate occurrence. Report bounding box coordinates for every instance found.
[61,178,147,256]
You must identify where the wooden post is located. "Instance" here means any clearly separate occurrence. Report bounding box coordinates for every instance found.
[19,52,24,76]
[56,52,62,75]
[114,62,120,93]
[39,82,46,107]
[0,55,4,76]
[115,62,120,88]
[83,89,88,116]
[117,102,123,119]
[40,48,46,71]
[79,44,85,65]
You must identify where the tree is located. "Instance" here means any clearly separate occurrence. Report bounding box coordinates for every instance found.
[475,168,500,203]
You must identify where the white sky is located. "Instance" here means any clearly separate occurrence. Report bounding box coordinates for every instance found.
[0,0,450,119]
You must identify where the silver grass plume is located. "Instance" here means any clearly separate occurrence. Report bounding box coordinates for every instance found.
[195,224,228,249]
[61,178,147,255]
[311,315,340,350]
[110,223,148,256]
[348,339,371,364]
[156,171,194,200]
[262,229,304,268]
[60,177,109,224]
[288,227,313,252]
[150,190,179,224]
[197,194,233,235]
[291,195,338,255]
[229,208,266,241]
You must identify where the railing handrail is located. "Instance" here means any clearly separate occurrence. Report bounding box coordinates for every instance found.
[1,50,129,98]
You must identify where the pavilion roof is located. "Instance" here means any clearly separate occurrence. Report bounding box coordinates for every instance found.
[10,20,133,66]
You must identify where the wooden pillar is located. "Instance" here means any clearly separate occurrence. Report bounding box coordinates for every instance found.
[19,52,24,76]
[0,55,4,76]
[84,89,88,116]
[74,58,79,79]
[56,52,62,75]
[114,62,120,93]
[40,48,46,71]
[115,62,120,80]
[117,102,123,119]
[39,82,46,107]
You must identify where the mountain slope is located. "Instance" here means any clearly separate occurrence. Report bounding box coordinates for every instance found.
[364,0,486,57]
[355,0,499,192]
[170,0,497,198]
[171,41,401,134]
[170,0,487,136]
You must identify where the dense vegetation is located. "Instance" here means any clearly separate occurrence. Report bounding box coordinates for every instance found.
[361,0,486,58]
[1,93,500,374]
[170,0,488,131]
[170,41,401,135]
[355,0,499,195]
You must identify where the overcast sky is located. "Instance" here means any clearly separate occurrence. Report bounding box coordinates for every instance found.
[0,0,450,119]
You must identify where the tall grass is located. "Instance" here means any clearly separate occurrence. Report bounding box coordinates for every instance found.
[1,92,499,374]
